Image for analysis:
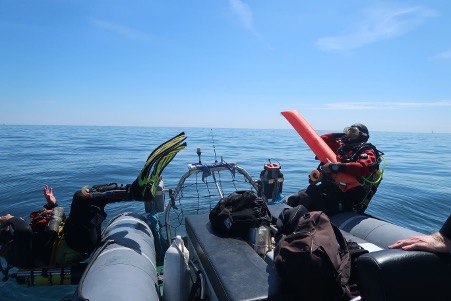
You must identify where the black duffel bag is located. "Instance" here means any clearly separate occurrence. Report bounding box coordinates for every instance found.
[209,190,272,236]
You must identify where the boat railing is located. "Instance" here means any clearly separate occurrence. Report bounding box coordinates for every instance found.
[163,160,260,242]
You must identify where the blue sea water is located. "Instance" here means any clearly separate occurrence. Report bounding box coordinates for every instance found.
[1,125,451,300]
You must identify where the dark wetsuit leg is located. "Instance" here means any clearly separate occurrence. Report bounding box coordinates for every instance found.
[63,190,107,254]
[32,230,58,267]
[1,217,34,268]
[287,183,343,215]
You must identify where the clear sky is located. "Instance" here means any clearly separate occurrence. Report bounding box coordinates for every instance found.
[1,0,451,133]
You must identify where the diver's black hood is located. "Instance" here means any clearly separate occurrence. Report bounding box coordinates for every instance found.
[345,123,369,144]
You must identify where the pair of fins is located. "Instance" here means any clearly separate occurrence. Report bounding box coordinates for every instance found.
[132,132,187,201]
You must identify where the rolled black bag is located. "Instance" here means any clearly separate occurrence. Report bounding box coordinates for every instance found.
[209,190,272,236]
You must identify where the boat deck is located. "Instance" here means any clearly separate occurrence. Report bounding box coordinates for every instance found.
[186,213,289,301]
[185,205,451,301]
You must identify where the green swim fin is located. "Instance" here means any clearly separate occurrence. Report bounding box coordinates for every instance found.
[145,132,186,167]
[131,132,187,201]
[147,142,187,197]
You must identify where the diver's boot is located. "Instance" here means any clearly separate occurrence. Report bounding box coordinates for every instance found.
[82,132,188,203]
[85,182,157,202]
[128,179,156,202]
[82,183,130,201]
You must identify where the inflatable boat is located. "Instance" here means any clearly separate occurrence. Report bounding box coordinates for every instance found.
[67,160,450,301]
[72,212,160,301]
[12,160,451,301]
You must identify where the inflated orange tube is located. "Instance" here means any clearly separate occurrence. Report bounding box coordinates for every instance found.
[281,110,360,192]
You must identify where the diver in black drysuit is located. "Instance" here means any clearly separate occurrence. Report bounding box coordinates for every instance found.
[0,132,187,271]
[0,183,151,269]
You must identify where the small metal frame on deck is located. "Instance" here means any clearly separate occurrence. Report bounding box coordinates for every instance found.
[164,161,260,243]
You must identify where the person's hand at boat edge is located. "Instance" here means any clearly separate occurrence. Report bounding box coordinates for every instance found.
[388,232,451,253]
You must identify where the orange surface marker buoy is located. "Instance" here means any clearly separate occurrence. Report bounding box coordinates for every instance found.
[281,110,360,192]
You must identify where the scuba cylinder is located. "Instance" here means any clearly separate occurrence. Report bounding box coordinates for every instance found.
[259,162,284,200]
[45,207,64,232]
[145,179,165,213]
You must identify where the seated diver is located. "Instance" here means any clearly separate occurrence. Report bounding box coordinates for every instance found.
[287,124,384,215]
[0,132,187,271]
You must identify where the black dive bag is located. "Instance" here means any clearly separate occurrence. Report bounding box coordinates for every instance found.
[209,190,272,236]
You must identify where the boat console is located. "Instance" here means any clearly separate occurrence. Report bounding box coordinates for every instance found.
[186,213,292,301]
[186,205,451,301]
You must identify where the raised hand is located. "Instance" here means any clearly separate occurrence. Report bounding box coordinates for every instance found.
[43,185,57,206]
[0,214,13,229]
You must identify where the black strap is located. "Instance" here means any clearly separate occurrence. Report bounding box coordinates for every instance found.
[0,261,11,282]
[188,270,202,301]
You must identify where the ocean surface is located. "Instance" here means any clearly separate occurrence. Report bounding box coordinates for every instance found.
[1,125,451,300]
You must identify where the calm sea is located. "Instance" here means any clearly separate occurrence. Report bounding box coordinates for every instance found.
[1,125,451,300]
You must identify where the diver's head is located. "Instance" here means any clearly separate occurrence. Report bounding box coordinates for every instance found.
[343,123,369,144]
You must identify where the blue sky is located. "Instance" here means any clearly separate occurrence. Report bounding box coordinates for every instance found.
[1,0,450,133]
